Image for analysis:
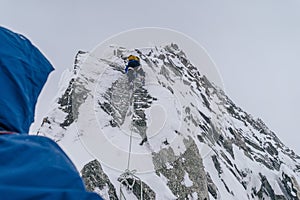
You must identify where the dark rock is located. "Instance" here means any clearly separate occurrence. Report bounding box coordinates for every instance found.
[212,155,223,176]
[81,160,118,199]
[152,137,209,199]
[265,142,279,156]
[256,173,276,200]
[206,172,218,199]
[200,93,210,110]
[281,172,300,200]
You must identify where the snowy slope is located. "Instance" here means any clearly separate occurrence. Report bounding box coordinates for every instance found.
[38,44,300,200]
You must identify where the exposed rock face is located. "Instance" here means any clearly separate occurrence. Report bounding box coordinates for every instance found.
[81,160,118,200]
[58,51,89,128]
[153,136,209,199]
[98,76,131,127]
[40,44,300,200]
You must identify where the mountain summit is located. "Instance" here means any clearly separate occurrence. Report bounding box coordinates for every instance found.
[38,44,300,200]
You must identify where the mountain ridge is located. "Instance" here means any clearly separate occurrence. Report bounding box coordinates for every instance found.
[38,43,300,200]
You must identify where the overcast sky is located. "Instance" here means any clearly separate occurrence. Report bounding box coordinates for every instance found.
[1,0,299,154]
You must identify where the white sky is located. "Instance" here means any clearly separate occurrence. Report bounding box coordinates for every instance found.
[1,0,299,154]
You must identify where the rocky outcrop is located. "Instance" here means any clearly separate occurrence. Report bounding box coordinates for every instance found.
[81,160,118,200]
[153,137,209,199]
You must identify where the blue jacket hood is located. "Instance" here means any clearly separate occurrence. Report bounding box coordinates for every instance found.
[0,27,54,133]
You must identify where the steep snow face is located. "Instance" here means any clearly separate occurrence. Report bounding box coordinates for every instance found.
[39,44,300,200]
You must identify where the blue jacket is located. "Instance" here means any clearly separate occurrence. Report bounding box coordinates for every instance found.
[125,59,140,73]
[0,27,102,200]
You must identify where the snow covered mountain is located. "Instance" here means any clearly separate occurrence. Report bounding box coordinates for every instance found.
[38,44,300,200]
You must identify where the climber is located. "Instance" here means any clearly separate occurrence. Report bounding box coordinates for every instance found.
[124,55,145,85]
[0,26,102,200]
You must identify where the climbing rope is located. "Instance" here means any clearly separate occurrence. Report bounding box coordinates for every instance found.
[90,52,146,199]
[127,120,133,170]
[127,70,140,169]
[119,79,144,200]
[75,50,145,198]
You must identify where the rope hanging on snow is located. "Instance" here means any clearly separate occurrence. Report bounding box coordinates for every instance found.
[118,81,144,200]
[127,122,133,170]
[80,50,145,199]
